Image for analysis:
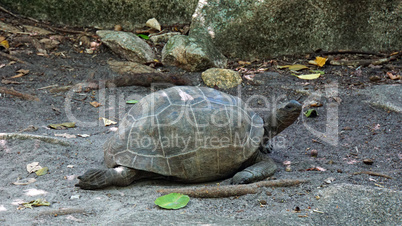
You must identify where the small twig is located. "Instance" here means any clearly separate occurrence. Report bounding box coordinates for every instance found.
[38,84,59,90]
[352,171,393,179]
[38,208,89,216]
[157,179,308,198]
[0,51,28,64]
[254,179,309,188]
[0,5,19,18]
[0,86,39,101]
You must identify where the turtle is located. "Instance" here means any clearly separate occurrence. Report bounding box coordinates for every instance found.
[76,86,302,189]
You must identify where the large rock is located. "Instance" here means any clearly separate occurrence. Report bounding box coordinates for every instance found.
[162,29,227,72]
[97,30,155,63]
[191,0,402,59]
[1,0,197,29]
[201,68,242,89]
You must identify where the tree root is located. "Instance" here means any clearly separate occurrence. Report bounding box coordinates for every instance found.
[157,179,308,198]
[352,171,393,179]
[0,86,39,101]
[0,133,70,146]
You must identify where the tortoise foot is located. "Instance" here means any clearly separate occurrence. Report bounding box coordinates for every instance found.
[76,169,109,190]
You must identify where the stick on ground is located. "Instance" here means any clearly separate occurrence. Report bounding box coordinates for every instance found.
[0,51,29,64]
[157,179,308,198]
[0,86,39,101]
[352,171,393,179]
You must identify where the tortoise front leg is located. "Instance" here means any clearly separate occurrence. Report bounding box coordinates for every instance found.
[231,154,277,184]
[76,166,138,190]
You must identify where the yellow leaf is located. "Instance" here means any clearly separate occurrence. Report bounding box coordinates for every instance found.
[277,65,291,69]
[0,40,9,49]
[309,57,327,67]
[100,117,117,126]
[278,64,309,71]
[297,73,321,80]
[288,64,309,71]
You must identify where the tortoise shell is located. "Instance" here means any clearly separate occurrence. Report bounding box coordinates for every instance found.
[104,86,264,182]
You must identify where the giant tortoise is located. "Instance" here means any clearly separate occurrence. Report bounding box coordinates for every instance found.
[76,86,301,189]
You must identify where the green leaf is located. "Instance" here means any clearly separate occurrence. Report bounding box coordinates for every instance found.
[137,34,149,40]
[126,100,139,104]
[304,109,318,118]
[154,193,190,210]
[35,167,48,176]
[310,70,325,75]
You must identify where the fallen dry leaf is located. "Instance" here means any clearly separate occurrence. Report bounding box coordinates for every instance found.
[13,178,37,185]
[27,162,42,173]
[297,73,320,80]
[100,117,117,126]
[387,72,401,80]
[90,101,102,108]
[278,64,309,71]
[308,56,327,67]
[238,60,251,65]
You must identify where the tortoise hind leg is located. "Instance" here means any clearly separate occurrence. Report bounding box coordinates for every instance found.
[76,166,138,190]
[231,154,277,184]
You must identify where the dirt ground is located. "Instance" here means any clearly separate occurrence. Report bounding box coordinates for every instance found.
[0,10,401,225]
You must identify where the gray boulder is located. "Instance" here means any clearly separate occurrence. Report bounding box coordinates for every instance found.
[191,0,402,59]
[97,30,155,63]
[162,28,227,72]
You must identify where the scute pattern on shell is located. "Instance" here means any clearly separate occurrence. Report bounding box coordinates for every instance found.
[104,86,264,182]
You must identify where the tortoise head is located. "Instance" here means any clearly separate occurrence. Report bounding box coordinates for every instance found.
[264,100,302,137]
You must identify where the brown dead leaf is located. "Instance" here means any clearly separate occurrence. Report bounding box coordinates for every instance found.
[39,38,60,49]
[387,72,401,80]
[90,101,102,108]
[238,60,251,65]
[17,69,29,74]
[305,167,326,171]
[8,69,30,79]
